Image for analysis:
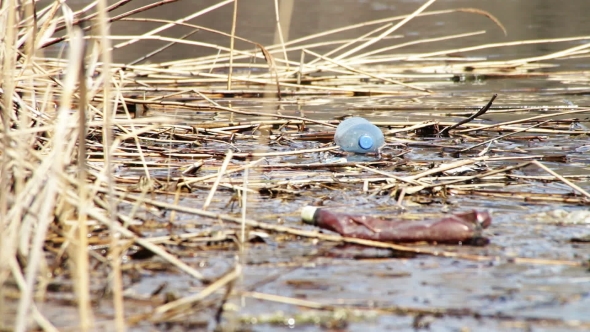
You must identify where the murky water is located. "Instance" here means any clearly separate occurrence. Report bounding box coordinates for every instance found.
[36,0,590,330]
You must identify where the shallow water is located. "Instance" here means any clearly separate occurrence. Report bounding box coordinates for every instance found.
[122,98,590,331]
[35,0,590,331]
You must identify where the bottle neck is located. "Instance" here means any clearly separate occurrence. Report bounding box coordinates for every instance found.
[358,134,374,150]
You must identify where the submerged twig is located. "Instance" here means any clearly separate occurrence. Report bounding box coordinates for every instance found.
[440,94,497,135]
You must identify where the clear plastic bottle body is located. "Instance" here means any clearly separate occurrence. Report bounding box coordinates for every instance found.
[334,117,384,153]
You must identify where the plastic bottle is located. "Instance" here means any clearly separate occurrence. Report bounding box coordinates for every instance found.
[334,117,384,153]
[301,206,492,243]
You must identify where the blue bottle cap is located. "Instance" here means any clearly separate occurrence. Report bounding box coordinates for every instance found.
[358,135,373,150]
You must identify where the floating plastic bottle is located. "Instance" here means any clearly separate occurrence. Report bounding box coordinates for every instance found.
[301,206,491,243]
[334,117,384,153]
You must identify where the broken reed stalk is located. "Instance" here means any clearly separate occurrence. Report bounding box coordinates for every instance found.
[303,48,430,93]
[227,0,238,90]
[180,157,266,187]
[407,162,532,194]
[0,0,16,327]
[203,149,233,210]
[348,30,486,61]
[305,21,395,66]
[272,0,292,71]
[112,0,233,51]
[334,0,438,60]
[459,120,551,152]
[355,164,422,186]
[112,81,152,180]
[455,108,590,133]
[95,0,125,330]
[3,2,21,330]
[241,167,248,245]
[533,160,590,200]
[273,7,506,55]
[0,5,19,184]
[127,26,202,66]
[440,94,497,135]
[74,25,93,331]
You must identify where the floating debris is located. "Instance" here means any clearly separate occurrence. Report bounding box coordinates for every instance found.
[301,207,491,243]
[528,209,590,224]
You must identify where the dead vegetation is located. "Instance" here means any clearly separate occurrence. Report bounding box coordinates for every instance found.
[1,0,590,331]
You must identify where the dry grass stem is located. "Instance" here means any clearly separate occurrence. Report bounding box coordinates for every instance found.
[227,0,238,90]
[303,48,430,93]
[334,0,438,60]
[532,160,590,200]
[272,0,293,70]
[203,149,234,210]
[459,120,551,152]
